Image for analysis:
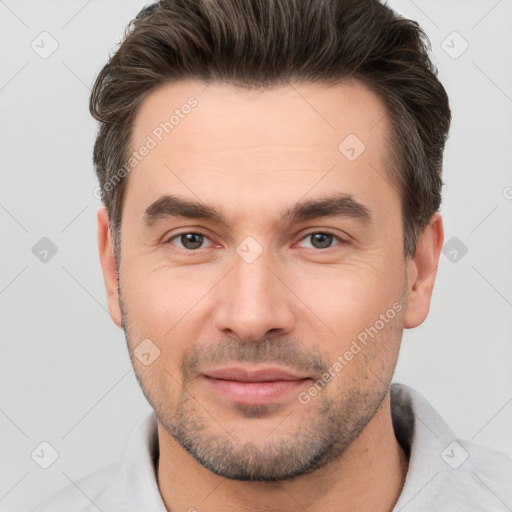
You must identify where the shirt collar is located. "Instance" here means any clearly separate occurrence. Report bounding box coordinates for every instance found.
[390,382,465,511]
[123,411,167,511]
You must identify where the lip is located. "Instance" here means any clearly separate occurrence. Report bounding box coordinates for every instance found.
[202,366,311,405]
[203,366,308,382]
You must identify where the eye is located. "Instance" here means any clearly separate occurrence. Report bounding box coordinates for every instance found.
[165,230,346,253]
[166,232,212,251]
[296,231,345,250]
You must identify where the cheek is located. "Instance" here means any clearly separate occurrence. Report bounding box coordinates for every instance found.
[289,256,405,342]
[123,264,209,332]
[121,266,214,377]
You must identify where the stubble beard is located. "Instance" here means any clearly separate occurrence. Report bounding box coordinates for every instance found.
[119,288,403,482]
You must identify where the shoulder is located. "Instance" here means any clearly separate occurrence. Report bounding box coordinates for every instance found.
[391,383,512,510]
[31,411,162,512]
[458,438,512,492]
[428,439,512,510]
[31,459,125,512]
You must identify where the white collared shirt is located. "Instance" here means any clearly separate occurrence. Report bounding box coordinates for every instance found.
[32,383,512,511]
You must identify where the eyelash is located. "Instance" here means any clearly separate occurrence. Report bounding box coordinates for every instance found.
[165,230,346,253]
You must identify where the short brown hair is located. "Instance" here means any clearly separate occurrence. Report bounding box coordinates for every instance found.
[90,0,451,262]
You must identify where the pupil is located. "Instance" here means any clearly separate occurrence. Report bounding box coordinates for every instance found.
[312,233,332,249]
[182,233,203,250]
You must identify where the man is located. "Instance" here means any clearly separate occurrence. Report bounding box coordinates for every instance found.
[33,0,512,510]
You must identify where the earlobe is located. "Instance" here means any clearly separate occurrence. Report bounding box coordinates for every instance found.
[403,212,444,329]
[97,208,123,328]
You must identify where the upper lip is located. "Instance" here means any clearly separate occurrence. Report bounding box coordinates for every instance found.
[203,366,309,382]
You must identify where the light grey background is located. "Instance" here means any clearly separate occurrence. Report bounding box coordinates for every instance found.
[1,1,511,510]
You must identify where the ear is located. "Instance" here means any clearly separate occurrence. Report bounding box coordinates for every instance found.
[97,207,123,328]
[403,212,444,329]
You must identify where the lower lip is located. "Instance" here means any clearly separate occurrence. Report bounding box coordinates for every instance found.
[202,376,310,405]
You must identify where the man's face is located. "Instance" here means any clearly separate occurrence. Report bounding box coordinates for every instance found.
[115,80,410,480]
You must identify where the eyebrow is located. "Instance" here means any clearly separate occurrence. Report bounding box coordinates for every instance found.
[142,192,372,228]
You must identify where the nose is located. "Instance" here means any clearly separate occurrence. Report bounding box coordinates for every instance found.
[213,249,296,343]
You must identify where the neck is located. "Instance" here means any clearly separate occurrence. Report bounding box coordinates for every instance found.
[157,392,408,512]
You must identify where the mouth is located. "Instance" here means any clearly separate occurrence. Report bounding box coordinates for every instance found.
[201,366,311,405]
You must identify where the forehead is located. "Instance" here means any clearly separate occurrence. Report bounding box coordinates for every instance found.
[131,78,390,161]
[124,79,397,226]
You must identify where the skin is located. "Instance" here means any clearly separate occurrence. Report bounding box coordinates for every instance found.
[97,79,443,511]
